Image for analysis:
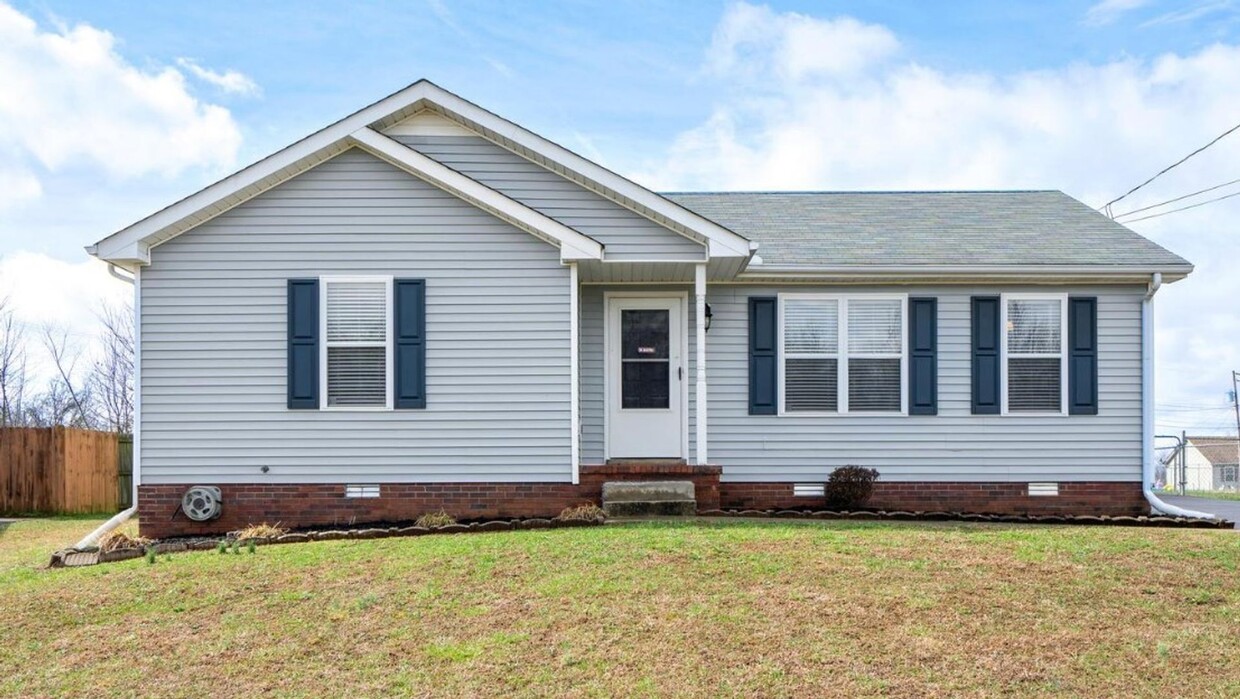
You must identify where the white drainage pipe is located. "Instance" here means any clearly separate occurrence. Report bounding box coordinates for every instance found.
[75,263,140,549]
[1142,273,1215,520]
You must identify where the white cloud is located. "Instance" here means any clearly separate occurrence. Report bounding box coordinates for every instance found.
[635,2,1240,432]
[1084,0,1150,26]
[0,1,244,211]
[0,167,42,209]
[0,251,130,377]
[176,58,261,96]
[707,3,899,82]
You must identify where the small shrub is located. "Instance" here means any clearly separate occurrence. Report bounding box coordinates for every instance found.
[217,540,229,555]
[415,510,457,528]
[247,539,257,555]
[231,540,242,555]
[98,529,150,553]
[825,466,879,509]
[235,522,287,541]
[144,546,157,565]
[555,503,606,522]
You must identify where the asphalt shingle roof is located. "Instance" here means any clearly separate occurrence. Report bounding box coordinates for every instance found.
[663,190,1190,268]
[1187,437,1240,467]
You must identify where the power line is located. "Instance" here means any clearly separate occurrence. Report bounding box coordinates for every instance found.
[1113,176,1240,219]
[1102,118,1240,215]
[1118,189,1240,224]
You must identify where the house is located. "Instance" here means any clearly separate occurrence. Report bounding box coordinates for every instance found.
[88,81,1194,537]
[1175,436,1240,491]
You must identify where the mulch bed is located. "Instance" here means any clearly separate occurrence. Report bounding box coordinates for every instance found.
[48,515,604,569]
[697,508,1235,528]
[48,507,1233,569]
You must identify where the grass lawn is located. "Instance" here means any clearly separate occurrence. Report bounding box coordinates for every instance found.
[1,517,1238,697]
[1181,490,1240,502]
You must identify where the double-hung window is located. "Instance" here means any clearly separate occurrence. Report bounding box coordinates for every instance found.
[779,295,906,414]
[321,276,393,409]
[1003,295,1067,414]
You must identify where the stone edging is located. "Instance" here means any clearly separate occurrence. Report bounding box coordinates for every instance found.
[696,508,1235,528]
[48,516,605,569]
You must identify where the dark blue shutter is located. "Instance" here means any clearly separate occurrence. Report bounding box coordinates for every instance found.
[971,296,1001,415]
[908,297,937,415]
[394,279,426,409]
[1068,297,1098,415]
[287,279,319,409]
[749,297,778,415]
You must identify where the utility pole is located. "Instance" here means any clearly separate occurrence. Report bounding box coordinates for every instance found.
[1233,371,1240,490]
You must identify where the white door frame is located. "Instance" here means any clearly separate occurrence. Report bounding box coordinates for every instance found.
[603,290,689,460]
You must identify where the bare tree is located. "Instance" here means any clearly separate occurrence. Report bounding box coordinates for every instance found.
[0,297,28,427]
[89,301,134,433]
[40,325,94,429]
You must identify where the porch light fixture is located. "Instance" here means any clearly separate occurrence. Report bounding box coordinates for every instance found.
[705,303,713,333]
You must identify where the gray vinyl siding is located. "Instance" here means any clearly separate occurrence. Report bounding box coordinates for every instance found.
[580,284,1143,481]
[140,148,571,484]
[704,285,1144,482]
[395,135,705,261]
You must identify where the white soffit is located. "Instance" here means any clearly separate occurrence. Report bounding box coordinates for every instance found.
[383,111,477,137]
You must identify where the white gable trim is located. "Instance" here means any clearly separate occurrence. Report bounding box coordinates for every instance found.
[89,80,748,266]
[414,87,754,259]
[347,128,601,261]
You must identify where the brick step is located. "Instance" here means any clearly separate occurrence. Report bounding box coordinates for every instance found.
[602,480,696,517]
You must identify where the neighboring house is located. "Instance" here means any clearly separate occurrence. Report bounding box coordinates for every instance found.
[1176,436,1240,491]
[88,81,1193,537]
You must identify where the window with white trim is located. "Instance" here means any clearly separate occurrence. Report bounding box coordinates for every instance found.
[1003,295,1066,414]
[322,277,392,408]
[780,295,906,414]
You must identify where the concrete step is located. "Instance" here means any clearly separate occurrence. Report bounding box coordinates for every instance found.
[602,480,697,517]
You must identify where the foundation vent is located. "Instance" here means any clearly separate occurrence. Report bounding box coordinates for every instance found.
[345,484,381,498]
[793,483,826,497]
[1028,482,1059,497]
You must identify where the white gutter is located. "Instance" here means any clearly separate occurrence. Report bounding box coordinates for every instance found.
[76,263,140,549]
[1141,273,1215,520]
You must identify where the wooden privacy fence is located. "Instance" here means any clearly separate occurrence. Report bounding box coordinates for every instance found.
[1,427,123,515]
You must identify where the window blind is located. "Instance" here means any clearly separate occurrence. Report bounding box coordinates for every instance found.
[847,299,902,412]
[324,280,388,407]
[1007,298,1062,412]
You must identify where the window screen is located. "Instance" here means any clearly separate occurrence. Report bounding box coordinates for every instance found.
[783,299,839,412]
[782,297,903,413]
[847,300,902,412]
[324,280,389,407]
[1006,298,1062,412]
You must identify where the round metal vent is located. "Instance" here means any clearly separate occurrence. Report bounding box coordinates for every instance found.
[182,486,223,522]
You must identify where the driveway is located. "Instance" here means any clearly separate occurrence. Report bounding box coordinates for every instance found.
[1160,495,1240,529]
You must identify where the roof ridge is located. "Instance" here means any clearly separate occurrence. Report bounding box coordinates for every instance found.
[661,189,1064,195]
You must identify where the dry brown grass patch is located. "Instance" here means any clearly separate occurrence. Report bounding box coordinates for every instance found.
[235,522,288,541]
[555,503,606,522]
[96,529,150,553]
[414,510,457,528]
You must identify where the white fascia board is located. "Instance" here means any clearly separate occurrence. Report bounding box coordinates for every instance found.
[738,263,1194,284]
[88,79,744,265]
[348,128,602,261]
[421,86,754,259]
[89,81,446,262]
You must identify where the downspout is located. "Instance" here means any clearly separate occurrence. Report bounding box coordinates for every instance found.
[76,262,139,549]
[1142,273,1216,519]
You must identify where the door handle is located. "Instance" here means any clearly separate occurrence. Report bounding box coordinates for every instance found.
[678,366,683,381]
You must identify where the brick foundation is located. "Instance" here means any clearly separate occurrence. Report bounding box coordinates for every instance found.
[138,483,588,538]
[719,481,1148,516]
[138,477,1144,538]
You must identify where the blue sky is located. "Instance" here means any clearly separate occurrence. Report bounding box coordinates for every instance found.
[2,0,1240,433]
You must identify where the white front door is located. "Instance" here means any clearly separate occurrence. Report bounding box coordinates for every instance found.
[606,295,685,459]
